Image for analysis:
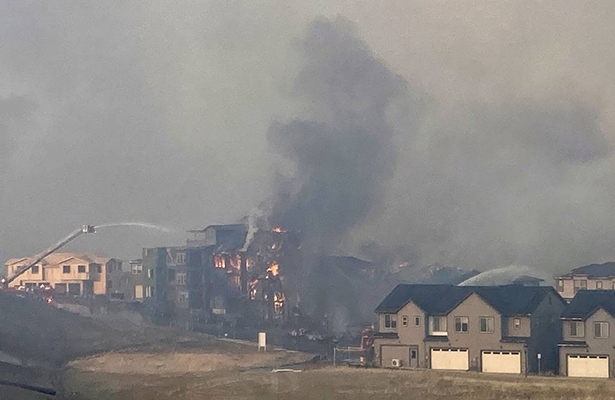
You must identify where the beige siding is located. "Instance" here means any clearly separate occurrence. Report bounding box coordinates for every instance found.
[504,316,531,337]
[375,301,426,367]
[560,308,615,377]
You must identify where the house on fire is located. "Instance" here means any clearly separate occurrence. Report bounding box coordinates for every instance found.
[139,224,301,326]
[373,284,565,374]
[559,290,615,378]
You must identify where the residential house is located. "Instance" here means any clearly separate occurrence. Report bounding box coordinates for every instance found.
[373,284,565,374]
[556,262,615,300]
[5,253,121,296]
[559,290,615,378]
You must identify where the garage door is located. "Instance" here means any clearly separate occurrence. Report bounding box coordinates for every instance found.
[431,348,469,370]
[568,355,609,378]
[482,351,521,374]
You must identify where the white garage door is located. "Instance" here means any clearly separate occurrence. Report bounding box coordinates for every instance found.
[568,355,609,378]
[481,351,521,374]
[431,348,469,370]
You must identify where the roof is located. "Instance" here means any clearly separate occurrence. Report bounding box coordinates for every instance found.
[560,290,615,320]
[513,275,545,283]
[188,224,248,233]
[561,262,615,278]
[374,284,563,316]
[5,253,111,268]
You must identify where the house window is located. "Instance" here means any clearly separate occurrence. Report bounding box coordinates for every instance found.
[31,265,39,274]
[145,286,155,298]
[594,322,609,338]
[596,281,603,290]
[570,321,585,337]
[384,314,397,329]
[480,317,495,333]
[131,264,143,274]
[414,316,421,326]
[176,253,186,265]
[513,318,521,330]
[63,265,71,274]
[97,265,102,273]
[78,265,86,273]
[557,280,564,292]
[411,349,417,359]
[455,317,469,333]
[573,279,587,294]
[178,292,188,303]
[147,269,154,279]
[176,273,187,286]
[429,316,447,335]
[401,315,408,327]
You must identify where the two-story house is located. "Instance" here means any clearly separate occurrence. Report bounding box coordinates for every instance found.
[373,284,565,374]
[559,290,615,378]
[556,262,615,300]
[5,253,121,296]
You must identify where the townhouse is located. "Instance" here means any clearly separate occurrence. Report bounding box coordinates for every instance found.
[559,290,615,378]
[5,253,121,296]
[556,262,615,300]
[374,284,565,374]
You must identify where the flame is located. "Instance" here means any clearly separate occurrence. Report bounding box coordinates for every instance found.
[214,255,226,269]
[272,227,285,233]
[267,262,279,276]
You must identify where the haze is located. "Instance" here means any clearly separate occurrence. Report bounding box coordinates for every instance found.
[2,1,615,276]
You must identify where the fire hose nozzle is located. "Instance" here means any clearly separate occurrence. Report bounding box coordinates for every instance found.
[82,225,96,234]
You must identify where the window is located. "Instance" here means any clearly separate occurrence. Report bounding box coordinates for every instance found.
[78,265,86,273]
[455,317,469,333]
[557,280,564,292]
[480,317,495,333]
[178,292,188,304]
[411,349,417,359]
[63,265,70,274]
[570,321,585,337]
[31,265,39,274]
[147,269,154,279]
[596,281,603,290]
[176,253,186,265]
[384,314,397,329]
[594,322,609,338]
[145,286,155,298]
[131,264,143,274]
[414,316,421,326]
[429,316,447,335]
[513,318,521,330]
[96,265,102,273]
[573,279,587,294]
[176,273,187,286]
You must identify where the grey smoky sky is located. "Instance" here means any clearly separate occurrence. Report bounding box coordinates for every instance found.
[1,1,615,276]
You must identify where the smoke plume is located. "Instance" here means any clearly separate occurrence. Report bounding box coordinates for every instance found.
[268,17,407,253]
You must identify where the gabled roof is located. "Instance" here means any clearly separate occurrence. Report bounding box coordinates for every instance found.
[375,284,562,316]
[561,290,615,320]
[561,262,615,278]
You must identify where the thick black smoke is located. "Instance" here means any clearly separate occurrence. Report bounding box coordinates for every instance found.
[268,17,406,254]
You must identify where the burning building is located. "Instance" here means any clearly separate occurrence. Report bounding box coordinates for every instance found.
[186,224,301,324]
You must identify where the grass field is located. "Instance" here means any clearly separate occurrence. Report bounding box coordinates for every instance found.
[62,363,615,400]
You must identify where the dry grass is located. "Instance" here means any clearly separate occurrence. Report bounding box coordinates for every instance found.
[62,365,615,400]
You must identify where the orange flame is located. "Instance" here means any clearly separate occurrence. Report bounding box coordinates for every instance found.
[267,262,279,276]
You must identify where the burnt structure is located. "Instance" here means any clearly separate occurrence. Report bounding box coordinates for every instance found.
[187,224,301,324]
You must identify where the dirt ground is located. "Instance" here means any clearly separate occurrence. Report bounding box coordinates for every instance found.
[62,366,615,400]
